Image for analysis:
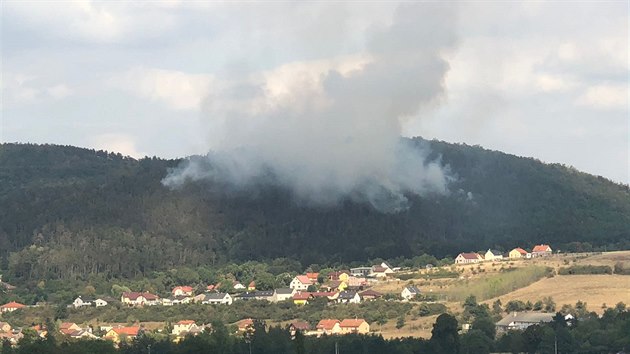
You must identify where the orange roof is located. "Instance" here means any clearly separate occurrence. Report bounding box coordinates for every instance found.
[113,327,140,336]
[295,275,311,284]
[248,281,256,287]
[293,292,312,300]
[316,319,340,330]
[173,286,193,293]
[513,247,528,255]
[0,301,25,309]
[340,319,366,328]
[306,272,319,280]
[177,320,195,325]
[60,322,77,329]
[532,244,551,252]
[237,318,254,329]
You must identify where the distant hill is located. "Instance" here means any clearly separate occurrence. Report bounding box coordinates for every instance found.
[1,139,628,281]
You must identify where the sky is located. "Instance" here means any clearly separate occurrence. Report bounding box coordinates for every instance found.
[1,1,628,185]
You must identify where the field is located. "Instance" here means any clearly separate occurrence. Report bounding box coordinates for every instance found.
[374,251,630,339]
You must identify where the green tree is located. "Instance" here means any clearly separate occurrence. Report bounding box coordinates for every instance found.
[430,313,460,354]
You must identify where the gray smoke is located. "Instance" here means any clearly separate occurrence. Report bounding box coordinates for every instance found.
[163,3,458,212]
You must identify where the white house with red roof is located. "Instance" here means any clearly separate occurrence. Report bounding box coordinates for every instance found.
[290,275,312,291]
[455,252,483,264]
[172,286,194,297]
[531,244,553,257]
[172,320,199,336]
[0,302,26,313]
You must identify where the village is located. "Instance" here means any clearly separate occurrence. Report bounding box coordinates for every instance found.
[0,243,570,346]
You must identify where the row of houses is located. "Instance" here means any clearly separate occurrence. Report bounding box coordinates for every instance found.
[455,244,553,264]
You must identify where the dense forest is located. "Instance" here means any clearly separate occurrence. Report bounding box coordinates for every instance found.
[1,139,629,282]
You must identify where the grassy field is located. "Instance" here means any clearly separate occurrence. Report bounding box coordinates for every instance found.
[487,274,630,313]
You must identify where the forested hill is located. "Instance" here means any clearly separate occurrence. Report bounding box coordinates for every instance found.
[1,140,629,281]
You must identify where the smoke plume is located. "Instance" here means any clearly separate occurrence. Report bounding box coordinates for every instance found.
[163,3,458,212]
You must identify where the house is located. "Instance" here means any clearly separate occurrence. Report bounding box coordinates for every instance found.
[172,320,199,336]
[290,276,312,291]
[495,312,556,333]
[401,285,421,300]
[59,322,81,333]
[328,271,350,281]
[253,290,274,301]
[62,329,98,339]
[316,319,341,335]
[236,318,254,332]
[532,244,553,257]
[350,267,373,277]
[104,326,140,343]
[484,249,504,261]
[31,324,47,338]
[454,253,483,264]
[273,288,295,302]
[172,286,194,297]
[200,292,232,305]
[206,284,217,291]
[311,291,338,302]
[162,295,193,306]
[247,281,256,291]
[323,280,347,292]
[336,291,361,304]
[72,296,94,308]
[292,291,312,305]
[0,302,26,313]
[94,297,114,307]
[0,322,12,333]
[0,330,23,345]
[339,319,370,334]
[121,292,159,306]
[370,264,394,278]
[346,276,368,289]
[359,289,383,301]
[233,281,246,290]
[306,273,319,283]
[289,321,311,337]
[509,248,530,259]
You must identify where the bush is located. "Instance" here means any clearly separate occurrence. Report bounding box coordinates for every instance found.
[558,265,612,275]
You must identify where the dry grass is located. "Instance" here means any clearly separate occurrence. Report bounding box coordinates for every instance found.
[487,274,630,314]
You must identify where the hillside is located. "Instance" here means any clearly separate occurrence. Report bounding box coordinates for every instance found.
[1,139,629,281]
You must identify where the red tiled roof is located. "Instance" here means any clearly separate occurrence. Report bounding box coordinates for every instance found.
[532,244,551,252]
[513,247,528,255]
[113,327,140,336]
[458,253,481,260]
[372,266,387,273]
[293,292,312,300]
[0,302,25,309]
[340,319,366,328]
[248,281,256,287]
[290,321,311,330]
[295,275,311,284]
[172,286,193,293]
[177,320,195,325]
[60,322,77,330]
[206,284,216,290]
[316,319,340,330]
[237,318,254,329]
[306,272,319,280]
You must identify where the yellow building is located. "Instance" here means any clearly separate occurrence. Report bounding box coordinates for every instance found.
[339,319,370,334]
[509,248,529,259]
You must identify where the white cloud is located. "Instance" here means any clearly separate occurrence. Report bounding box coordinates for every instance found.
[46,84,73,100]
[1,73,74,106]
[577,84,628,110]
[109,67,213,111]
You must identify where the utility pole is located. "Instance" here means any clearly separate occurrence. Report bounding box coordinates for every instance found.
[554,334,558,354]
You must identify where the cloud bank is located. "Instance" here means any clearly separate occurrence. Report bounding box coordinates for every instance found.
[163,3,457,212]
